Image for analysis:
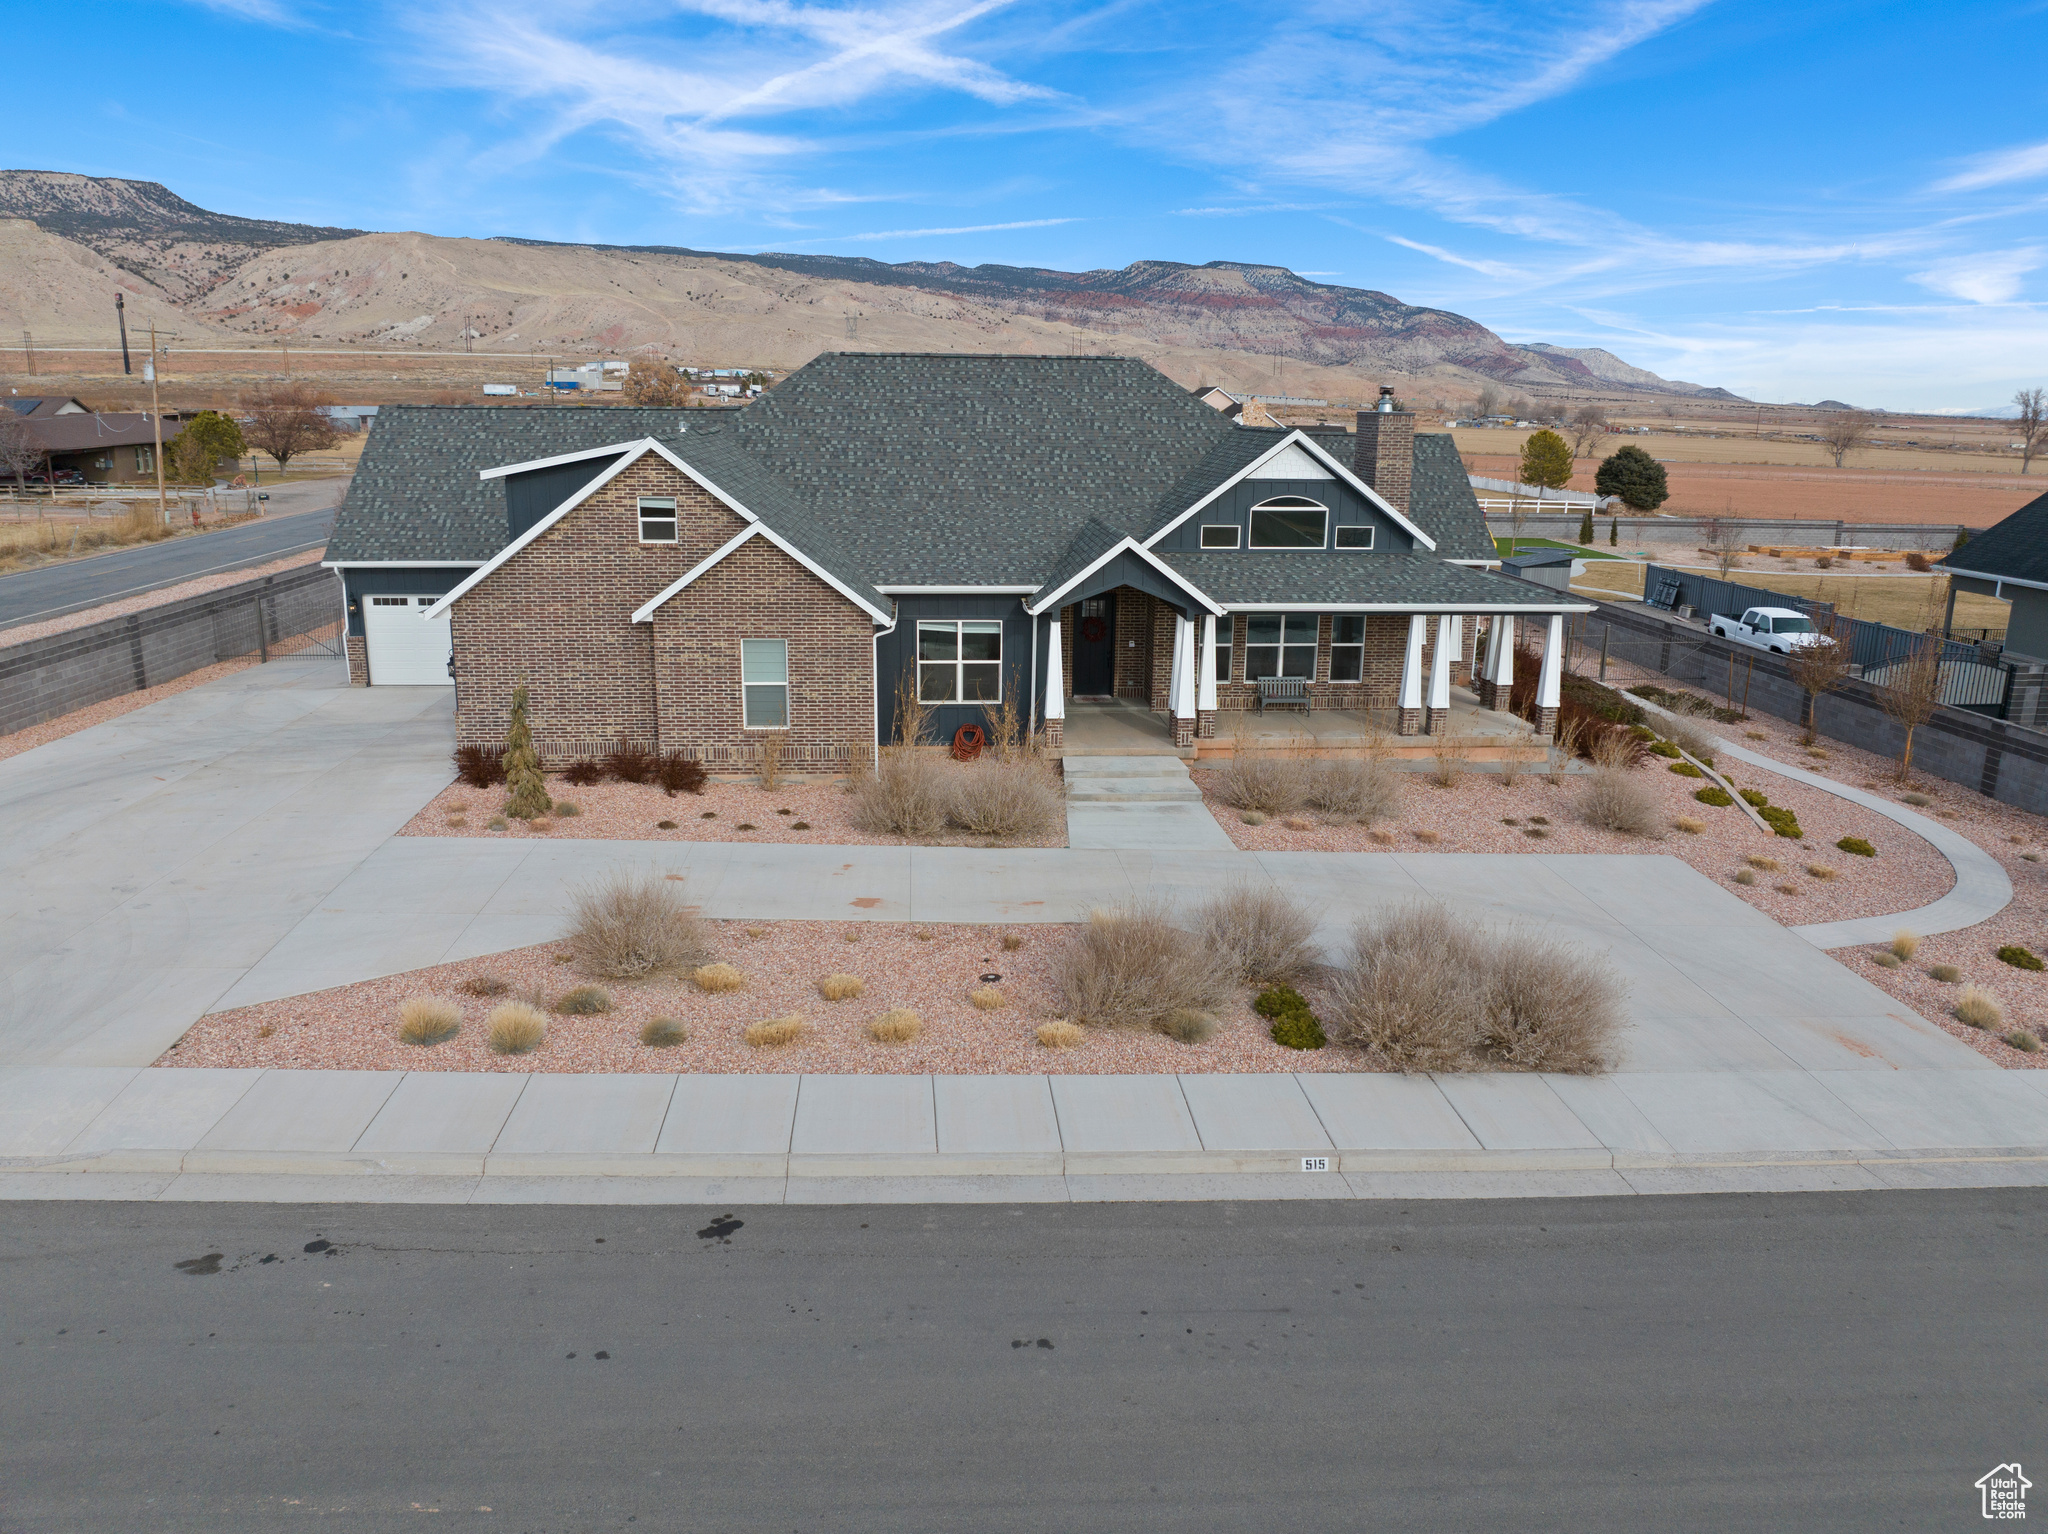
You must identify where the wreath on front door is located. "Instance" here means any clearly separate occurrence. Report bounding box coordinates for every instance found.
[1079,615,1108,643]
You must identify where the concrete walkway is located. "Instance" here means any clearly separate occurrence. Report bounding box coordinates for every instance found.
[1,657,2039,1203]
[1629,694,2015,948]
[1062,755,1236,851]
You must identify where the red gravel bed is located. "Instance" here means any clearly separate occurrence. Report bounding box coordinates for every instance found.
[162,920,1393,1076]
[397,774,1065,848]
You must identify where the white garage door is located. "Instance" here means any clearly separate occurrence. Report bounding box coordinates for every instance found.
[363,594,453,686]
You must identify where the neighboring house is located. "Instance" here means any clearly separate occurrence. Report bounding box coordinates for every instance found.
[1192,385,1244,419]
[1937,490,2048,728]
[13,409,185,484]
[4,396,92,418]
[324,353,1588,769]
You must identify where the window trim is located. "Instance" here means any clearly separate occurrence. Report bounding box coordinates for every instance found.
[1199,523,1241,549]
[637,495,679,545]
[1334,525,1374,550]
[740,637,789,730]
[916,618,1004,705]
[1244,613,1320,681]
[1328,613,1366,683]
[1248,496,1329,550]
[1213,613,1235,683]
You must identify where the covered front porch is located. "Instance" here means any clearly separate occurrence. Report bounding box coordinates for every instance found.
[1058,689,1550,762]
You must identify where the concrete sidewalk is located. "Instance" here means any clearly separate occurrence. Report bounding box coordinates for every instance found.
[3,1063,2044,1203]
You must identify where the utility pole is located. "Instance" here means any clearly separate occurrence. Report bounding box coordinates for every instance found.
[115,294,132,375]
[146,321,167,526]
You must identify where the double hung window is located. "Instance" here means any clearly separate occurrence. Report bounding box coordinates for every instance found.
[741,639,788,728]
[1245,615,1318,680]
[917,620,1002,703]
[1213,615,1234,683]
[1329,615,1366,682]
[638,497,678,543]
[1249,497,1328,549]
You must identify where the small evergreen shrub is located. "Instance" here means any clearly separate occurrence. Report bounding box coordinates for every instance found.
[1257,984,1328,1050]
[503,685,551,820]
[1836,837,1876,857]
[1648,741,1681,759]
[1738,788,1768,807]
[1996,945,2044,971]
[1759,805,1803,839]
[1694,787,1734,807]
[1928,964,1961,983]
[1667,761,1703,778]
[2007,1031,2041,1053]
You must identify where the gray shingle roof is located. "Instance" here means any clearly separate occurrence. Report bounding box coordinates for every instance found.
[1158,551,1579,608]
[1408,432,1496,560]
[1940,491,2048,585]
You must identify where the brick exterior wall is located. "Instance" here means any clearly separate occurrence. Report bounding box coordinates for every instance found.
[450,457,874,765]
[1354,410,1416,513]
[346,634,367,686]
[1114,587,1154,700]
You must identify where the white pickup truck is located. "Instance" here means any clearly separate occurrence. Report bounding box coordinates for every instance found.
[1709,606,1825,655]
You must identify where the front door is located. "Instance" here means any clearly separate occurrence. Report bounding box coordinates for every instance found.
[1072,596,1115,696]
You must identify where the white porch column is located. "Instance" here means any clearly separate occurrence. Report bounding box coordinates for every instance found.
[1487,615,1516,709]
[1397,613,1427,735]
[1171,613,1197,746]
[1427,612,1456,731]
[1536,612,1564,734]
[1196,612,1218,730]
[1044,616,1065,720]
[1167,612,1186,716]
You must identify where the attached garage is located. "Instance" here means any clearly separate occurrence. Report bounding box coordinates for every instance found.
[362,594,452,685]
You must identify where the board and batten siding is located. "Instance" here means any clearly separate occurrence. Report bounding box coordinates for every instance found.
[339,566,475,637]
[875,594,1035,746]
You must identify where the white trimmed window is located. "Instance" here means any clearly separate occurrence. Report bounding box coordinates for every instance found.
[134,445,154,473]
[1329,614,1366,682]
[1200,524,1240,549]
[1213,615,1234,682]
[1334,525,1374,549]
[638,496,678,543]
[1249,497,1327,549]
[1245,615,1317,680]
[917,620,1002,703]
[741,639,788,728]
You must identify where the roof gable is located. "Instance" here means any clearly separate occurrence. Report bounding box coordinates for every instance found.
[1941,490,2048,587]
[1246,442,1333,480]
[1143,429,1436,552]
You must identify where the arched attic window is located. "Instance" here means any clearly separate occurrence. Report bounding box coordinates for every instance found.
[1249,495,1328,549]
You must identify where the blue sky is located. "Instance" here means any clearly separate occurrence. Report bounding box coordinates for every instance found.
[13,0,2048,409]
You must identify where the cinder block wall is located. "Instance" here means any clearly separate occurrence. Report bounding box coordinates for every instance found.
[0,565,342,735]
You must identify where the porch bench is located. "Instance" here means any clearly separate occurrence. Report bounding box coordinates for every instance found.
[1255,677,1312,714]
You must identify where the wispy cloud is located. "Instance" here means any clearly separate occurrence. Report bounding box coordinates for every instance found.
[1931,138,2048,194]
[764,216,1079,245]
[1910,247,2044,305]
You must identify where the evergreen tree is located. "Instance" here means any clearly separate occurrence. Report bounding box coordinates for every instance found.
[1594,445,1670,511]
[1519,429,1574,491]
[503,684,552,820]
[1609,516,1619,547]
[1577,506,1594,544]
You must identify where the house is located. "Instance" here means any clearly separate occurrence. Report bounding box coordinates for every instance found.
[4,396,92,418]
[8,407,186,484]
[324,353,1590,767]
[1937,490,2048,728]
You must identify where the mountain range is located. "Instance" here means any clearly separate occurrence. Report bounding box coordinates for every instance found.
[0,170,1738,402]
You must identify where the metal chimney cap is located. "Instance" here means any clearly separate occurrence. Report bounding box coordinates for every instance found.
[1377,385,1395,412]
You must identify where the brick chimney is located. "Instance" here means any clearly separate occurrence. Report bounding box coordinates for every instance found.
[1354,387,1414,514]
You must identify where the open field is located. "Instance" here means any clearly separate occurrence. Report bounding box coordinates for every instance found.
[1566,559,2012,630]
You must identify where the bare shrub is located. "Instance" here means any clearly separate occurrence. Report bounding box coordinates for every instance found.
[640,1017,687,1047]
[1478,932,1625,1072]
[868,1009,922,1043]
[1158,1009,1218,1044]
[397,995,462,1047]
[1890,930,1921,961]
[1547,718,1585,785]
[1954,986,2003,1030]
[555,985,612,1015]
[1036,1020,1084,1049]
[1428,735,1470,789]
[1194,885,1318,987]
[758,731,785,790]
[1734,869,1758,886]
[487,1002,547,1054]
[1579,767,1662,837]
[951,757,1063,839]
[817,973,864,1002]
[566,870,709,979]
[1305,757,1401,823]
[1213,754,1305,814]
[693,963,745,993]
[1672,816,1706,834]
[1746,856,1780,872]
[1806,863,1838,880]
[457,974,510,997]
[852,750,953,839]
[968,987,1007,1010]
[1002,933,1024,951]
[1589,730,1640,772]
[745,1015,809,1048]
[1325,903,1484,1071]
[1662,717,1718,762]
[1928,963,1961,983]
[1050,900,1237,1037]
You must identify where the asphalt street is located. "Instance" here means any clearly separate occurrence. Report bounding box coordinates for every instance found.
[0,478,341,629]
[4,1189,2041,1531]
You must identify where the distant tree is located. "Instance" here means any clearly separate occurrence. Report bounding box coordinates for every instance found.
[1519,429,1574,491]
[2016,387,2047,474]
[1577,505,1594,545]
[1507,394,1535,421]
[242,383,338,472]
[1595,445,1669,511]
[1567,404,1609,458]
[1609,516,1619,547]
[624,357,690,407]
[1473,386,1502,419]
[1701,517,1746,579]
[0,411,40,492]
[1818,411,1877,468]
[169,410,246,483]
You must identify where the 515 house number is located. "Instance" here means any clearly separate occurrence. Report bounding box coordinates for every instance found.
[1301,1157,1331,1172]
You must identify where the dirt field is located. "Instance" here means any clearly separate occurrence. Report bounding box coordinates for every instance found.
[1567,559,2011,631]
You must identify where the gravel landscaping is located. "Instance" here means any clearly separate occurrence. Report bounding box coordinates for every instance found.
[162,919,1396,1076]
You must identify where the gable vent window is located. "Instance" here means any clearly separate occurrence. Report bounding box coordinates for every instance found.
[1329,615,1366,681]
[1249,497,1327,549]
[1200,524,1241,549]
[638,496,678,543]
[1335,526,1374,550]
[918,620,1002,703]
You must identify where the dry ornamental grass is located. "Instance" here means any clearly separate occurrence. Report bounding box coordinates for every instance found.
[487,1002,547,1055]
[1954,986,2004,1031]
[396,995,462,1047]
[952,757,1064,839]
[1051,900,1237,1038]
[867,1008,922,1043]
[745,1016,809,1048]
[640,1017,687,1047]
[1213,755,1304,815]
[1891,930,1921,961]
[968,986,1007,1010]
[817,974,864,1001]
[693,963,745,993]
[851,750,953,838]
[565,870,710,979]
[1194,885,1318,987]
[1579,767,1662,837]
[554,985,612,1015]
[1305,758,1402,823]
[1036,1020,1084,1049]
